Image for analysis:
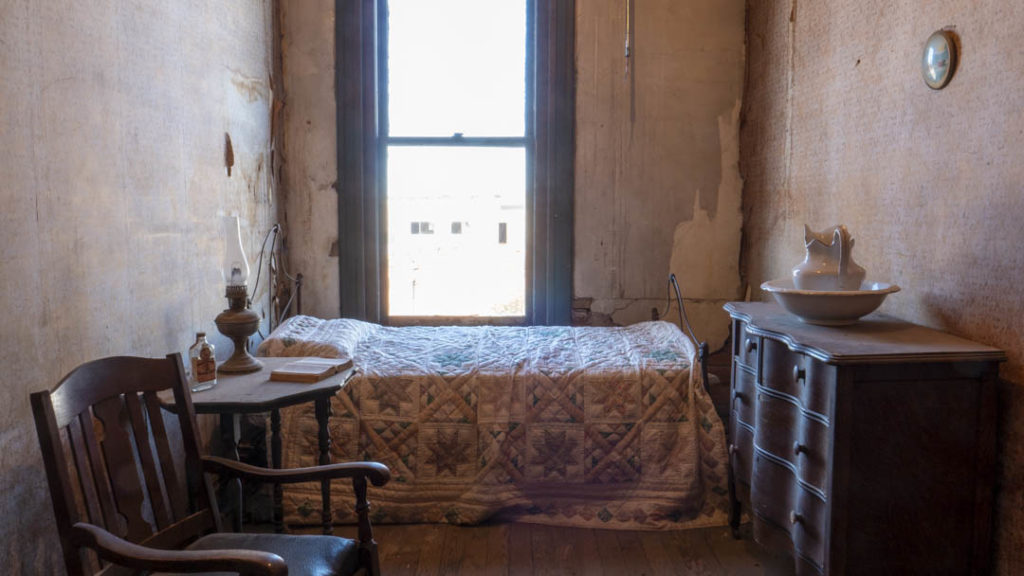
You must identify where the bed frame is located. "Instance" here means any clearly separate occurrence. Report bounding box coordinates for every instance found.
[267,249,710,392]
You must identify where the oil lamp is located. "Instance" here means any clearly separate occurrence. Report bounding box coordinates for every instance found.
[214,216,263,373]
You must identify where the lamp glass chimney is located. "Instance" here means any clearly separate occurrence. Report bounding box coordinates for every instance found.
[224,216,250,287]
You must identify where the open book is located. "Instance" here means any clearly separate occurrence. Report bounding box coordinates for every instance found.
[269,357,353,383]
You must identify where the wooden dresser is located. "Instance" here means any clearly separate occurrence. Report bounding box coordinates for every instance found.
[724,302,1004,576]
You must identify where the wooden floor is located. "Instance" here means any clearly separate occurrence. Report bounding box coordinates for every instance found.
[332,523,795,576]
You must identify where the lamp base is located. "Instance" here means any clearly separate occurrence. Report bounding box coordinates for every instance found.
[215,303,263,374]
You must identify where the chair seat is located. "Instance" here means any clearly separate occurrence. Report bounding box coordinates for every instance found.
[153,532,359,576]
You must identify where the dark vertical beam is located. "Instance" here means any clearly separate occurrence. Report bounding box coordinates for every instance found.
[531,0,575,325]
[337,0,383,322]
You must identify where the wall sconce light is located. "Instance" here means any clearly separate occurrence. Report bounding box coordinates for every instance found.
[215,216,263,373]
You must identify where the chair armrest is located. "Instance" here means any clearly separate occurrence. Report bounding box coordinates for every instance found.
[202,455,391,487]
[71,523,286,576]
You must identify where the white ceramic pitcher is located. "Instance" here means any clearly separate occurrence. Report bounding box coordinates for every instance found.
[791,225,866,291]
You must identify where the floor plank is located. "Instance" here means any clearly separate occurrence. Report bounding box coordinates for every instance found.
[412,524,447,576]
[575,526,606,576]
[591,527,627,574]
[667,526,723,576]
[703,524,794,576]
[301,521,793,575]
[458,524,505,576]
[506,522,534,576]
[376,525,425,575]
[614,529,655,575]
[437,526,468,576]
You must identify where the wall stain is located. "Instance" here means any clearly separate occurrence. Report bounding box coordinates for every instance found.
[230,70,269,103]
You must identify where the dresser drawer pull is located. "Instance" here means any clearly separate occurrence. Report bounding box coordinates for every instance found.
[793,365,806,384]
[789,511,804,525]
[733,391,747,402]
[729,444,737,455]
[744,338,757,355]
[793,441,806,456]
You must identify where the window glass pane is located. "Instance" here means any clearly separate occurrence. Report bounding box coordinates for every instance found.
[387,0,527,137]
[387,146,525,316]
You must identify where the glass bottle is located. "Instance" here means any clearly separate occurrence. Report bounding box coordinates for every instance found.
[189,332,217,392]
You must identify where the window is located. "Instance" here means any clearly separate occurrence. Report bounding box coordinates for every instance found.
[337,0,575,324]
[385,0,527,318]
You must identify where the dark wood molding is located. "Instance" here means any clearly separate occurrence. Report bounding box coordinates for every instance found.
[337,0,383,322]
[529,0,575,326]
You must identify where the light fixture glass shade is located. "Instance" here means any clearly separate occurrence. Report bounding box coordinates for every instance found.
[224,216,250,287]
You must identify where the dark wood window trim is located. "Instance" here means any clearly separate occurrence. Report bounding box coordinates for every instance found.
[336,0,574,325]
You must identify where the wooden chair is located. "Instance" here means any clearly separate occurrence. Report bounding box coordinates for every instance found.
[31,353,390,576]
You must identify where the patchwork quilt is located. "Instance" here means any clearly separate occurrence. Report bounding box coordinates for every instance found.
[257,316,730,529]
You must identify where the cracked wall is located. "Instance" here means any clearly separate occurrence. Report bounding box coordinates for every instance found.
[574,0,745,347]
[742,1,1024,572]
[0,2,276,572]
[282,0,746,344]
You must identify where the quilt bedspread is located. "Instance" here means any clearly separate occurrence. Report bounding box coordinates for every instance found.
[257,316,730,529]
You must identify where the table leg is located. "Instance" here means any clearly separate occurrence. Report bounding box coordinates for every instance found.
[219,413,243,532]
[315,397,332,535]
[271,409,283,533]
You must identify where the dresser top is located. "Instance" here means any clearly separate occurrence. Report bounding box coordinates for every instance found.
[725,301,1006,365]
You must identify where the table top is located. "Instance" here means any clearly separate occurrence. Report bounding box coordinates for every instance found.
[160,357,354,414]
[725,301,1006,365]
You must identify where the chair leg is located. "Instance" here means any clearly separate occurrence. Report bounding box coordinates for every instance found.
[353,476,380,576]
[360,539,381,576]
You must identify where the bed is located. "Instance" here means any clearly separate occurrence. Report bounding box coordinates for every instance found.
[255,315,730,530]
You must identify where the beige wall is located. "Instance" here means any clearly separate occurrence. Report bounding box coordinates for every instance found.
[741,1,1024,572]
[575,0,744,345]
[280,0,746,346]
[0,1,276,572]
[280,0,340,320]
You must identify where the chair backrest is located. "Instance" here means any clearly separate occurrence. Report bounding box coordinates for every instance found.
[31,353,222,576]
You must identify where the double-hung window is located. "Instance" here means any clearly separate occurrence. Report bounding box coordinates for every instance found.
[337,0,574,325]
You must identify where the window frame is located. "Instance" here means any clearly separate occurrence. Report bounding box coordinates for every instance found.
[336,0,574,325]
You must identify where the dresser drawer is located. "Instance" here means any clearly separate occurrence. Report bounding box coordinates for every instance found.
[732,365,757,426]
[734,320,760,369]
[729,419,754,488]
[750,454,827,572]
[761,338,836,417]
[755,392,831,493]
[795,417,831,496]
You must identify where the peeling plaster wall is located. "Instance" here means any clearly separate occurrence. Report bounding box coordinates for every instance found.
[0,1,275,572]
[281,1,746,343]
[279,0,340,319]
[741,2,1024,572]
[575,0,745,347]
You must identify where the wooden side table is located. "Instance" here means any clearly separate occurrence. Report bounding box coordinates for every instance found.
[160,357,354,534]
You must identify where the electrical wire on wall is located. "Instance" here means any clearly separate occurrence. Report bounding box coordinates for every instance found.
[250,224,300,337]
[624,0,633,78]
[624,0,637,127]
